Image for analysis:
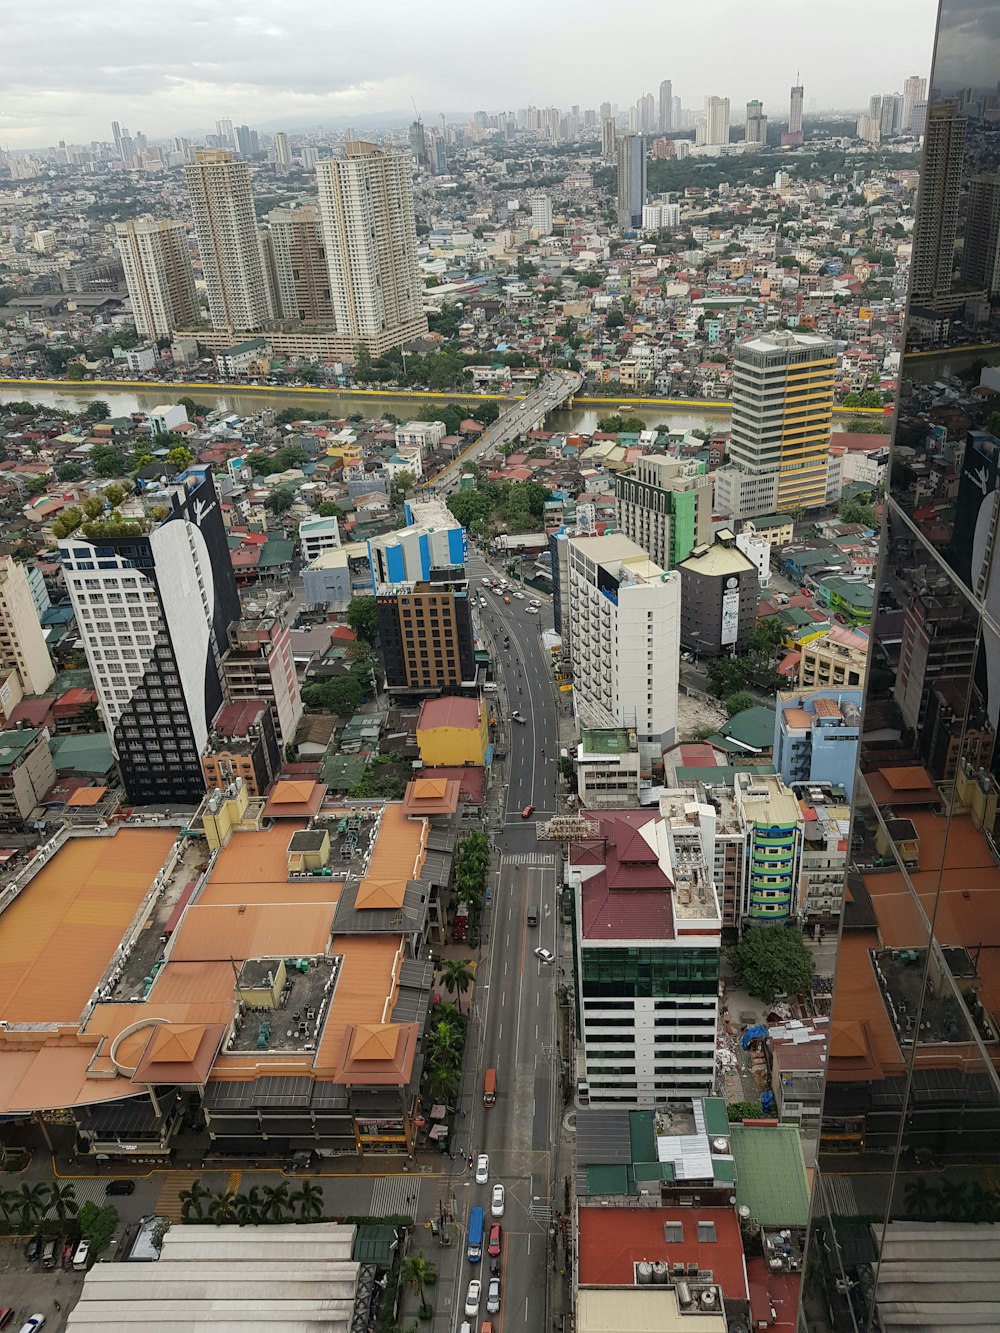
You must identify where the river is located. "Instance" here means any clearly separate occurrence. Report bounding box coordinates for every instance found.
[0,382,732,436]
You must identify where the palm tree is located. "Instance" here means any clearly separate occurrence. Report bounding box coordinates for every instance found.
[46,1182,78,1222]
[179,1180,210,1222]
[903,1176,938,1220]
[402,1253,436,1316]
[440,959,474,1014]
[259,1182,292,1223]
[290,1180,324,1221]
[13,1182,48,1231]
[208,1191,235,1226]
[427,1019,463,1071]
[231,1192,255,1227]
[427,1064,460,1107]
[0,1188,16,1229]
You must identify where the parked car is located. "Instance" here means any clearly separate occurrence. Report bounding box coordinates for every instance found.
[465,1279,482,1317]
[16,1317,45,1333]
[24,1235,42,1263]
[41,1238,57,1270]
[475,1153,489,1184]
[0,1308,14,1329]
[487,1277,501,1313]
[534,947,555,965]
[488,1222,502,1258]
[61,1239,75,1270]
[491,1184,505,1217]
[72,1238,90,1271]
[106,1179,135,1196]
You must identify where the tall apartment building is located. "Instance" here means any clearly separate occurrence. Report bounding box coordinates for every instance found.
[273,131,291,169]
[375,579,476,694]
[677,530,760,659]
[713,330,837,520]
[733,772,804,924]
[561,533,680,757]
[658,79,673,132]
[0,728,54,830]
[116,218,198,340]
[910,102,966,307]
[315,141,427,357]
[0,555,54,696]
[601,117,616,163]
[220,613,302,749]
[184,150,271,334]
[902,74,928,131]
[961,173,1000,295]
[58,469,240,805]
[265,205,333,325]
[566,793,722,1107]
[702,96,731,147]
[614,453,713,569]
[788,83,804,135]
[529,192,553,237]
[745,99,768,146]
[616,134,646,230]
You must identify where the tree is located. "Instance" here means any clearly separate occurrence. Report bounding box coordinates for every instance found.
[179,1180,210,1221]
[13,1181,49,1230]
[427,1017,464,1072]
[345,596,379,646]
[89,443,129,478]
[259,1182,291,1222]
[316,501,342,519]
[440,959,474,1014]
[402,1253,436,1316]
[265,487,296,513]
[290,1180,324,1221]
[103,482,128,507]
[747,617,784,662]
[208,1191,236,1226]
[77,1201,118,1260]
[839,495,879,528]
[177,396,210,419]
[54,461,85,482]
[727,1100,764,1122]
[728,925,814,1002]
[65,362,87,380]
[46,1181,78,1222]
[389,472,415,508]
[51,506,83,540]
[83,495,105,520]
[604,309,625,330]
[725,690,756,717]
[85,400,111,421]
[166,446,193,471]
[707,656,750,698]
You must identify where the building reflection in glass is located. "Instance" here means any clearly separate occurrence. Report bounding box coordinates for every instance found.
[803,1,1000,1328]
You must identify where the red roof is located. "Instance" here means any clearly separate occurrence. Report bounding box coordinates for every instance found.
[213,698,268,737]
[746,1258,800,1333]
[6,698,54,729]
[418,696,483,732]
[330,625,357,642]
[578,1206,748,1301]
[570,812,675,941]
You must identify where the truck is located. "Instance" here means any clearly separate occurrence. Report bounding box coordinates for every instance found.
[452,902,470,942]
[483,1068,497,1107]
[467,1205,485,1263]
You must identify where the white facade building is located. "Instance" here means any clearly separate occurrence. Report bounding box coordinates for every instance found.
[0,556,54,697]
[642,198,681,232]
[529,192,554,237]
[565,533,680,759]
[298,514,342,564]
[395,420,446,453]
[735,523,772,588]
[116,218,198,339]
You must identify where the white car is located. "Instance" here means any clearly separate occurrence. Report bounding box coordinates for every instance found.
[525,605,538,614]
[475,1153,489,1184]
[17,1318,45,1333]
[491,1183,505,1217]
[465,1279,482,1317]
[479,598,488,607]
[511,711,526,724]
[534,947,555,965]
[487,1277,501,1314]
[513,591,525,600]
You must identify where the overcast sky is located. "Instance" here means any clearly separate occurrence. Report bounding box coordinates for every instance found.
[3,0,939,150]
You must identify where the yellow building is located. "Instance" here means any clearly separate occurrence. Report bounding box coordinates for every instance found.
[416,695,488,767]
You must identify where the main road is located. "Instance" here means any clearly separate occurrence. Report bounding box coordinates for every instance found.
[439,546,565,1333]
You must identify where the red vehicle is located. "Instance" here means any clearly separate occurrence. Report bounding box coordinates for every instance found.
[521,805,535,819]
[61,1240,75,1271]
[452,902,470,941]
[488,1223,503,1258]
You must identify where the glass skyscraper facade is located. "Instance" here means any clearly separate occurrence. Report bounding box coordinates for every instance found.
[803,3,1000,1328]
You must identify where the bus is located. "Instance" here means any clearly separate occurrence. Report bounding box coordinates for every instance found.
[466,1205,485,1263]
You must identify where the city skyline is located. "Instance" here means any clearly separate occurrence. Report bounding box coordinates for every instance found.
[3,0,936,149]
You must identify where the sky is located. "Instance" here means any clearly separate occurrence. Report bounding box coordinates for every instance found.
[3,0,939,151]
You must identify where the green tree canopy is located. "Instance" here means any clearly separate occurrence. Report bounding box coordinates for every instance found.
[725,690,756,717]
[728,925,813,1002]
[345,596,379,646]
[54,461,85,481]
[77,1201,119,1261]
[707,656,750,699]
[85,399,111,421]
[89,442,129,478]
[839,495,879,528]
[265,487,295,513]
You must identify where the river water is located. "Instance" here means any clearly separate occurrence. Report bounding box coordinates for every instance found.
[0,382,731,436]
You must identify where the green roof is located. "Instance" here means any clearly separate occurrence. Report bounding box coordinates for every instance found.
[320,752,369,790]
[634,1161,675,1183]
[582,727,635,755]
[703,1097,730,1137]
[712,1158,737,1183]
[50,732,115,776]
[720,705,775,750]
[628,1110,656,1164]
[353,1224,399,1264]
[747,512,793,529]
[259,538,294,568]
[729,1123,810,1227]
[0,729,41,773]
[585,1164,631,1196]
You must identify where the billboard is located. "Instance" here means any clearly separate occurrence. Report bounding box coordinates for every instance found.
[721,577,740,646]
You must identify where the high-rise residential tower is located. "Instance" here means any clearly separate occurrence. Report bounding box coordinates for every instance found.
[601,117,616,163]
[273,131,291,169]
[184,150,271,333]
[614,453,713,569]
[58,469,240,805]
[616,134,646,229]
[264,205,333,325]
[115,217,199,339]
[789,82,804,134]
[745,99,768,146]
[902,73,928,131]
[658,79,673,132]
[0,556,54,697]
[961,173,1000,295]
[703,95,731,146]
[910,102,966,306]
[714,330,837,520]
[529,192,553,237]
[315,141,427,357]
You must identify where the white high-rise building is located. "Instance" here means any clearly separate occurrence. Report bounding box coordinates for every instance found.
[704,95,731,146]
[561,533,680,758]
[115,217,198,339]
[745,99,768,146]
[0,556,54,697]
[902,75,927,132]
[216,118,235,147]
[315,141,427,357]
[789,83,804,135]
[659,79,673,132]
[273,132,291,168]
[185,150,271,333]
[529,192,553,237]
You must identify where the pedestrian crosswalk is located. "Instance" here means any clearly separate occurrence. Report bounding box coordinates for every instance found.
[157,1170,201,1222]
[503,853,557,867]
[370,1174,422,1219]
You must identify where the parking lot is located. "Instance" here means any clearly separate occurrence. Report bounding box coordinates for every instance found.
[0,1239,88,1332]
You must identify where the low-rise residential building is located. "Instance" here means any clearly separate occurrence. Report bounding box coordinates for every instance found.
[798,625,869,689]
[216,338,269,378]
[394,420,446,453]
[416,694,489,767]
[201,698,281,798]
[299,514,341,563]
[0,727,54,828]
[773,689,863,790]
[302,549,353,611]
[798,785,851,923]
[576,727,642,808]
[734,772,804,925]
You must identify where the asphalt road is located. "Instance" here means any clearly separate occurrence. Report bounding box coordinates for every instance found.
[443,547,563,1333]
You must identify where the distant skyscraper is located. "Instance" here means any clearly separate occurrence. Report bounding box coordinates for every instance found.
[659,79,673,133]
[116,217,199,339]
[789,82,804,134]
[529,192,553,237]
[111,121,123,160]
[639,92,656,132]
[315,141,427,356]
[408,119,428,168]
[185,150,271,333]
[273,132,291,169]
[704,96,731,146]
[616,134,646,229]
[265,205,333,325]
[216,118,234,148]
[902,74,928,131]
[714,330,837,520]
[961,173,1000,295]
[745,99,768,146]
[59,469,240,805]
[600,101,612,121]
[910,102,966,306]
[234,124,258,157]
[602,117,617,163]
